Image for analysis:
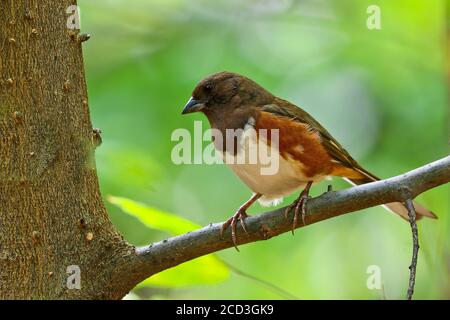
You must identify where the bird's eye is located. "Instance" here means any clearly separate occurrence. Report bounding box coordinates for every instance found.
[204,83,213,92]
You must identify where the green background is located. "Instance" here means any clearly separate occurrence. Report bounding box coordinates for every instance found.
[78,0,449,299]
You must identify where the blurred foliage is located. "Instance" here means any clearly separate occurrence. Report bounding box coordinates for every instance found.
[109,196,229,287]
[79,0,449,299]
[109,196,201,234]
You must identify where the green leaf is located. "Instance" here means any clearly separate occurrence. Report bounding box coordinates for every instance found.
[109,196,201,235]
[108,196,230,287]
[138,255,229,287]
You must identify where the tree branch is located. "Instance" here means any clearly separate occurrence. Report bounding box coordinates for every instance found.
[405,198,419,300]
[119,156,450,294]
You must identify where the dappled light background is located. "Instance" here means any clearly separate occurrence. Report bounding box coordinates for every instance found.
[78,0,449,299]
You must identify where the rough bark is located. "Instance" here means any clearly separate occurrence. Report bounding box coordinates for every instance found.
[0,0,133,299]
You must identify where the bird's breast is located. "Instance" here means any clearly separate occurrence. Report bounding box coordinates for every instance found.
[216,115,329,202]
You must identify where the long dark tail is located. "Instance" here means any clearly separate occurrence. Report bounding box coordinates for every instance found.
[345,166,437,220]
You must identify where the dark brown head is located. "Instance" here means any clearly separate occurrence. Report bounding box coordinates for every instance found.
[182,72,273,117]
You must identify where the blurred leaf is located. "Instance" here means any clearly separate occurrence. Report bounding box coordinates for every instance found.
[139,255,229,287]
[109,196,200,234]
[108,196,230,287]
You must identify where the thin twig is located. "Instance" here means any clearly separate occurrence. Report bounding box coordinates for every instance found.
[220,260,299,300]
[405,198,419,300]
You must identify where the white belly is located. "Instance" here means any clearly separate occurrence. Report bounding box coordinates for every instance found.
[219,120,325,206]
[227,157,315,206]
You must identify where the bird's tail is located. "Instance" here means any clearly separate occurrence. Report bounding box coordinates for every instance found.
[342,166,437,220]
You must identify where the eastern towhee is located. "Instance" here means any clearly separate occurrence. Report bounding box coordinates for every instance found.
[182,72,436,250]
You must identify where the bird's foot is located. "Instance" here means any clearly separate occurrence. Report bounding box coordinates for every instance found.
[284,181,313,234]
[221,209,250,252]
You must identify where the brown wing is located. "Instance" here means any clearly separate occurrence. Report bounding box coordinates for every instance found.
[259,100,378,181]
[257,101,437,219]
[255,110,333,178]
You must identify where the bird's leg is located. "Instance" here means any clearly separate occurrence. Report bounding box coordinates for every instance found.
[284,181,313,234]
[221,193,262,251]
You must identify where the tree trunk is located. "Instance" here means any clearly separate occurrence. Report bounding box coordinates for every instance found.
[0,0,134,299]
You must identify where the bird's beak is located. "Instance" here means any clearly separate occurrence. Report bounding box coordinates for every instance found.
[182,97,205,114]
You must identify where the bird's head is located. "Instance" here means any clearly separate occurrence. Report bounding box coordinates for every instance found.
[182,72,272,116]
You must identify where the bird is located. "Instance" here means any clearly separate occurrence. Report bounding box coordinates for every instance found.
[182,71,436,250]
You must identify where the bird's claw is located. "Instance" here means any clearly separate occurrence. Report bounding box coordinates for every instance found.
[285,195,308,235]
[221,209,250,252]
[284,182,313,235]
